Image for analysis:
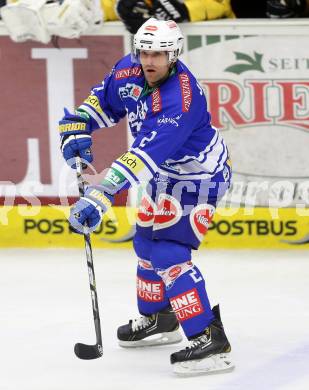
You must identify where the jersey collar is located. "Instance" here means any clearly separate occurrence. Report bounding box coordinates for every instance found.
[141,66,177,97]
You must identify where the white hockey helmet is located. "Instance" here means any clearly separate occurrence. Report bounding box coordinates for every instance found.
[132,18,184,64]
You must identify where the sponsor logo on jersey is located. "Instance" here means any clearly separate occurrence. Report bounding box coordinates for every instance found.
[84,95,103,115]
[157,261,194,289]
[117,151,145,176]
[115,66,142,80]
[179,73,192,112]
[153,194,182,230]
[170,288,204,321]
[58,122,87,133]
[152,88,162,113]
[128,100,148,135]
[119,83,143,101]
[76,110,90,121]
[137,193,156,227]
[168,266,182,279]
[157,114,182,127]
[137,276,164,302]
[103,167,126,187]
[190,204,215,242]
[138,259,154,270]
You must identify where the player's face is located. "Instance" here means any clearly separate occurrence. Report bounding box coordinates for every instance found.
[140,50,170,87]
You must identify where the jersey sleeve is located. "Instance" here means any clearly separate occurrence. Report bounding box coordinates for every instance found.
[78,65,127,131]
[111,114,192,185]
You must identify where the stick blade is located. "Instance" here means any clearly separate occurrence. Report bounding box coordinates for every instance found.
[74,342,103,360]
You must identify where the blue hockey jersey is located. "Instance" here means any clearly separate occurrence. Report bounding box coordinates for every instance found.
[78,54,230,186]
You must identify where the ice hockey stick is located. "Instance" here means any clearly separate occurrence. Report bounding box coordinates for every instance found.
[74,156,103,359]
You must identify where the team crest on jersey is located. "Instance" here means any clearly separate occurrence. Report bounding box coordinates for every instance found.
[119,83,143,101]
[136,193,156,227]
[190,204,215,242]
[179,73,192,112]
[151,88,162,113]
[153,194,182,230]
[115,66,142,80]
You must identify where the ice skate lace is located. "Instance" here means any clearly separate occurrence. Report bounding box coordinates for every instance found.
[130,316,152,332]
[187,334,209,350]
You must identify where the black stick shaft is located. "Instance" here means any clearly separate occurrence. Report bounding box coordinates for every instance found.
[75,157,103,349]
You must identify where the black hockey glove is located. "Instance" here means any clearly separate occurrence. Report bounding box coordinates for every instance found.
[267,0,307,18]
[151,0,189,22]
[116,0,152,34]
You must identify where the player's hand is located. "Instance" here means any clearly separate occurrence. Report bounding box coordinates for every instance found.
[69,186,113,234]
[59,108,93,169]
[61,134,93,168]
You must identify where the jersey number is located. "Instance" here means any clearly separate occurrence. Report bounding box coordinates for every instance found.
[189,268,203,283]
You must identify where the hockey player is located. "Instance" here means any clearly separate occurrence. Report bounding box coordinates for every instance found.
[59,18,234,375]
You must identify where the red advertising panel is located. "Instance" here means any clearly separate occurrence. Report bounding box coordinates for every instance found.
[0,36,127,205]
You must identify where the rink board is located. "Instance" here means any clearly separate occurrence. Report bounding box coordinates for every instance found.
[1,206,308,249]
[0,22,309,208]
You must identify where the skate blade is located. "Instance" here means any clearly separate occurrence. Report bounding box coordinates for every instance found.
[119,330,183,348]
[173,352,234,376]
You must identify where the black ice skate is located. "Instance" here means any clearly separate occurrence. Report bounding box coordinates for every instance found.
[117,305,182,347]
[170,305,234,375]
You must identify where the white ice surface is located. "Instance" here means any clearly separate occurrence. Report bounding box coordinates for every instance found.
[1,248,309,390]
